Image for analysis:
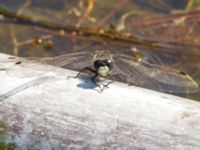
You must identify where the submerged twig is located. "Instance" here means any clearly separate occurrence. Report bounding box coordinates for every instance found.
[0,6,157,47]
[186,0,194,11]
[9,25,19,56]
[17,0,32,15]
[95,0,129,27]
[1,6,200,57]
[117,10,140,31]
[9,23,52,56]
[126,9,200,28]
[76,0,94,27]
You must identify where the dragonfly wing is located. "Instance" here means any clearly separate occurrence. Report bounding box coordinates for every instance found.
[4,58,53,78]
[43,51,94,71]
[3,51,94,78]
[112,54,199,94]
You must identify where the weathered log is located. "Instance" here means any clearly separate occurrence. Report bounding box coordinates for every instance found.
[0,52,200,150]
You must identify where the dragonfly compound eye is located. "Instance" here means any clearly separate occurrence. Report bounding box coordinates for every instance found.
[94,60,103,70]
[104,59,113,70]
[98,66,110,77]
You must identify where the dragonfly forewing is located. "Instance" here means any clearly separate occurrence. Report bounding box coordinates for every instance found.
[46,51,94,71]
[112,54,199,93]
[3,51,94,78]
[2,50,199,94]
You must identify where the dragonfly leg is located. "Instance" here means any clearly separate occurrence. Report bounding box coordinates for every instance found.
[75,67,103,91]
[90,72,110,93]
[0,68,6,71]
[91,72,100,86]
[74,67,113,93]
[75,67,96,78]
[102,75,114,89]
[68,67,96,79]
[96,75,114,93]
[100,80,113,92]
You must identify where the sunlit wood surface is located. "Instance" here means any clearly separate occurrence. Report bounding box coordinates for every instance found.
[0,52,200,149]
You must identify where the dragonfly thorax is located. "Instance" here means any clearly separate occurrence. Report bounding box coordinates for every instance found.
[94,59,113,77]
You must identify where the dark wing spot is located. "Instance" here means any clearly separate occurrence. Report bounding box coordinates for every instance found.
[8,57,16,59]
[15,61,22,65]
[180,71,187,76]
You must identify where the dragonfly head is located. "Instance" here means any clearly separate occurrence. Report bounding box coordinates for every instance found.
[93,50,113,77]
[94,59,113,77]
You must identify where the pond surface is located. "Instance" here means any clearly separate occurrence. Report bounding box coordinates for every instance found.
[0,0,200,100]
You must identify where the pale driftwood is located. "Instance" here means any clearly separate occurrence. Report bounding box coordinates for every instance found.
[0,52,200,150]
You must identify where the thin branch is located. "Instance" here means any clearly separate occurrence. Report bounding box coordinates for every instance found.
[9,25,19,56]
[0,6,155,47]
[76,0,94,28]
[95,0,129,27]
[17,0,32,15]
[126,10,200,28]
[1,6,200,57]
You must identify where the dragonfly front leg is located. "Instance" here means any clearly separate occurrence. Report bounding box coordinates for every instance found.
[101,75,114,89]
[74,67,103,91]
[95,74,116,92]
[68,67,96,80]
[91,72,100,86]
[74,67,112,93]
[74,67,96,78]
[91,72,111,93]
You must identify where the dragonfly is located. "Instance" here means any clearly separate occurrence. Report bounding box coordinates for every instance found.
[3,50,199,94]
